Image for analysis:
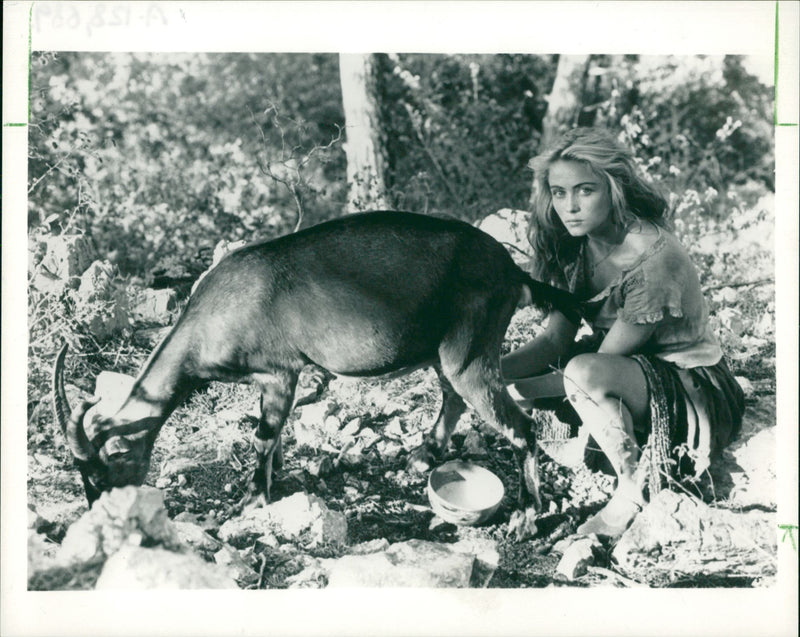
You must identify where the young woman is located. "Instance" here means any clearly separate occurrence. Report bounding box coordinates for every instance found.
[502,127,744,538]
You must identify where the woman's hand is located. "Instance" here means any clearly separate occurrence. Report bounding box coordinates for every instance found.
[501,310,579,381]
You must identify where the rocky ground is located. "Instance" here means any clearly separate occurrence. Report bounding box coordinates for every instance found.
[25,210,781,590]
[26,304,779,590]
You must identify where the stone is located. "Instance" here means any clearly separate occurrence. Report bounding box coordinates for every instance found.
[28,528,59,574]
[735,376,755,399]
[159,457,203,478]
[218,492,347,548]
[306,455,333,477]
[57,486,180,567]
[612,490,776,580]
[214,545,258,586]
[326,539,474,588]
[191,239,248,295]
[294,400,340,449]
[27,507,45,531]
[71,260,131,341]
[174,521,222,553]
[477,209,531,264]
[709,394,776,509]
[556,537,599,580]
[451,536,500,587]
[463,429,488,456]
[134,326,172,348]
[76,260,116,304]
[95,545,238,590]
[32,234,96,293]
[129,287,178,325]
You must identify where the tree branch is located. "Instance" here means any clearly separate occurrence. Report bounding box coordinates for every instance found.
[703,278,774,293]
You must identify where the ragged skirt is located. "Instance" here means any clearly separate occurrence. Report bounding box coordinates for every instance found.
[533,340,746,495]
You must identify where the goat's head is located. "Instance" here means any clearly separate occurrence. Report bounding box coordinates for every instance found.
[52,344,156,505]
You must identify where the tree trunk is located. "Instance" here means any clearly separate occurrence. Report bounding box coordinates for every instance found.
[540,54,591,150]
[529,54,591,205]
[339,53,390,213]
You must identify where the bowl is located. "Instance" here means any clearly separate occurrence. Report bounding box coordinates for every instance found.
[427,460,505,526]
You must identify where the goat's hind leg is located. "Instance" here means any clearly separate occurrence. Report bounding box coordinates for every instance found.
[439,345,542,540]
[407,366,467,473]
[242,369,299,509]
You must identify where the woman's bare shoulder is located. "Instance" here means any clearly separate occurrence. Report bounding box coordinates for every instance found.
[614,220,663,267]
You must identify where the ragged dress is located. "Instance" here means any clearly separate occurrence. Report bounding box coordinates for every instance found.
[542,225,745,493]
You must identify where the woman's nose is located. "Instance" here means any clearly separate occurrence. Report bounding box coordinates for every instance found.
[567,194,579,212]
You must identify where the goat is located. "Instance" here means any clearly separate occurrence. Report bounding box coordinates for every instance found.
[52,211,581,534]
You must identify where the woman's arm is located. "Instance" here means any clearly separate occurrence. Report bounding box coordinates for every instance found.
[597,319,656,356]
[502,310,578,380]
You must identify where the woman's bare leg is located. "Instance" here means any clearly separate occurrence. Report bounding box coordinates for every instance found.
[562,353,650,537]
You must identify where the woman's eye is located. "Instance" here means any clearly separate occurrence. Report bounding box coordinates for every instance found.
[551,190,565,198]
[580,187,594,195]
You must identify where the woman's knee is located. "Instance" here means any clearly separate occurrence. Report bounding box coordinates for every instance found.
[563,354,608,401]
[563,353,650,424]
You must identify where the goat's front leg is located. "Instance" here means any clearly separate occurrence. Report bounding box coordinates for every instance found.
[239,370,297,511]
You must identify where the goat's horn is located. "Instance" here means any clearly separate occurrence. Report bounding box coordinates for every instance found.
[52,343,98,461]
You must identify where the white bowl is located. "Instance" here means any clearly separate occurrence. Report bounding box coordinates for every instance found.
[427,460,505,526]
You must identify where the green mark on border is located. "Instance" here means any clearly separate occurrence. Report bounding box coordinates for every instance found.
[4,123,28,127]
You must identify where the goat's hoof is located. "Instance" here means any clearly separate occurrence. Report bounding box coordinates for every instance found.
[406,445,437,474]
[507,507,539,542]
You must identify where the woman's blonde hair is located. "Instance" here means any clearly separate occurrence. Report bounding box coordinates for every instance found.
[527,127,668,285]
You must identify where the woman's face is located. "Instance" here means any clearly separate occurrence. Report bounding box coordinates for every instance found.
[547,160,614,239]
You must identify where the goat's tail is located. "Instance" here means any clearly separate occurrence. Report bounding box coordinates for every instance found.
[519,271,583,326]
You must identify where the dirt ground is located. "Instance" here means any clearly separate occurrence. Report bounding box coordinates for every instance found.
[26,305,778,590]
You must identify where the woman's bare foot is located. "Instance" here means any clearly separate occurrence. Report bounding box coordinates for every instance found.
[577,488,645,538]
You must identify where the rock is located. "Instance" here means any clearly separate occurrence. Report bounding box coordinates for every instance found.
[71,260,131,340]
[57,486,181,566]
[174,521,222,553]
[477,209,531,264]
[191,239,248,294]
[306,455,333,477]
[76,260,116,303]
[129,288,178,325]
[556,537,599,580]
[349,538,391,555]
[80,372,136,432]
[451,536,500,587]
[357,426,379,447]
[463,429,488,456]
[28,507,45,531]
[159,457,203,478]
[31,234,96,293]
[95,545,238,590]
[326,539,474,588]
[735,376,755,398]
[218,492,347,548]
[134,326,172,348]
[709,394,776,508]
[613,490,776,581]
[294,400,340,448]
[214,545,258,586]
[376,440,403,459]
[28,529,58,574]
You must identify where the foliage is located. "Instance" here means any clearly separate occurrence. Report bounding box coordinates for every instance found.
[378,53,555,221]
[28,52,347,277]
